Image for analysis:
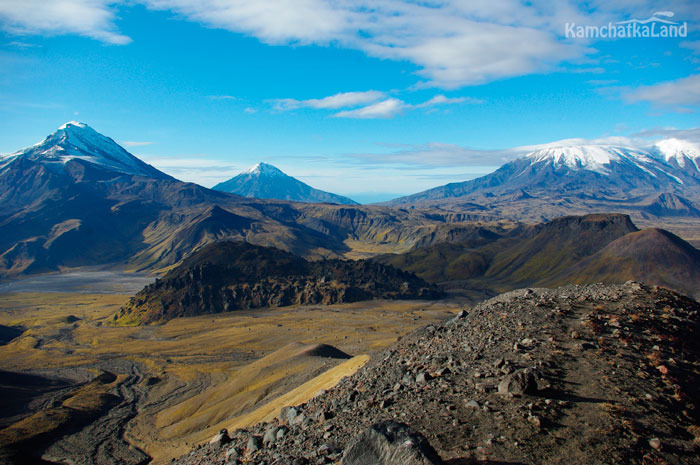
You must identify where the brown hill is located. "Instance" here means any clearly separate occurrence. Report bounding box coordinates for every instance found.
[551,228,700,298]
[373,214,640,296]
[115,241,443,325]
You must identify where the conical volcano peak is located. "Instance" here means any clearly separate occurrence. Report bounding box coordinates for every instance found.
[1,122,171,180]
[214,163,358,204]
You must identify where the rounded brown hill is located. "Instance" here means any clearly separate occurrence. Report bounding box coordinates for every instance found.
[115,241,443,325]
[553,228,700,298]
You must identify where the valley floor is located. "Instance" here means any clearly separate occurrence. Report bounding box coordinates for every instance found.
[0,291,461,464]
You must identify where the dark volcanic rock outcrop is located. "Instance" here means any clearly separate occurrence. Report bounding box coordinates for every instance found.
[171,282,700,465]
[116,241,442,324]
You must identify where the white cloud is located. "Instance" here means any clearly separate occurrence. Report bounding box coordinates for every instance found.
[0,0,131,44]
[121,140,154,147]
[4,1,697,89]
[333,98,405,119]
[416,95,482,107]
[144,0,349,45]
[138,154,241,186]
[272,91,385,110]
[680,40,700,55]
[349,142,516,167]
[625,74,700,106]
[631,126,700,143]
[276,91,475,119]
[208,95,237,100]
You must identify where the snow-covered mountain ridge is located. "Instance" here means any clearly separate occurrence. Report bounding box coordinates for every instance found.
[387,138,700,207]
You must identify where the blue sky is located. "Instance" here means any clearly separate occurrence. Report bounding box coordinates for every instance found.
[1,1,699,203]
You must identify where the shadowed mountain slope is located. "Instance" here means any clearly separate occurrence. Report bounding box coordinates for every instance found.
[374,213,700,299]
[550,228,700,298]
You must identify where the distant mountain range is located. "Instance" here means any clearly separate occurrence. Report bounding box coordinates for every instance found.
[387,140,700,207]
[2,122,700,282]
[0,123,482,278]
[213,162,358,205]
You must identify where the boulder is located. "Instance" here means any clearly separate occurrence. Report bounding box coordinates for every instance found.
[209,428,230,447]
[340,421,444,465]
[498,369,538,396]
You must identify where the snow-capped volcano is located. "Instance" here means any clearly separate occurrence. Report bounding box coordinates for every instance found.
[387,139,700,206]
[213,162,358,205]
[0,122,171,179]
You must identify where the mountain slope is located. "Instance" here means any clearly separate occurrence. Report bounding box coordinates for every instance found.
[213,162,358,205]
[641,192,700,218]
[115,241,442,324]
[374,214,637,286]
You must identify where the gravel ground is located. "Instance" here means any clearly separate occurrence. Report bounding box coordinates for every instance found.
[172,282,700,465]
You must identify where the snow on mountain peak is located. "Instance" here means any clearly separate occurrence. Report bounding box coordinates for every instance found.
[58,121,87,130]
[654,138,700,169]
[245,162,285,176]
[525,145,636,174]
[1,122,170,179]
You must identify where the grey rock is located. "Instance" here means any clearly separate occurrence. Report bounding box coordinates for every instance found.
[340,421,444,465]
[263,426,280,446]
[209,429,230,447]
[246,435,262,454]
[498,370,537,396]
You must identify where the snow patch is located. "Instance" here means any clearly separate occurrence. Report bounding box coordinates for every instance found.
[654,138,700,170]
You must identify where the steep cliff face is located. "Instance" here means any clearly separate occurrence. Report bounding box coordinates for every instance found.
[115,241,442,325]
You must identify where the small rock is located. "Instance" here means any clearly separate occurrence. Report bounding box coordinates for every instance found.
[528,415,541,428]
[466,400,480,408]
[225,447,239,459]
[649,438,662,450]
[416,372,432,383]
[247,435,262,454]
[280,406,300,424]
[263,426,280,447]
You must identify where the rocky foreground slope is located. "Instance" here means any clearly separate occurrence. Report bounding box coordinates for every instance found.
[173,282,700,465]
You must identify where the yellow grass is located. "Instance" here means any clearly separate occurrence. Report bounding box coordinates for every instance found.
[0,292,462,464]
